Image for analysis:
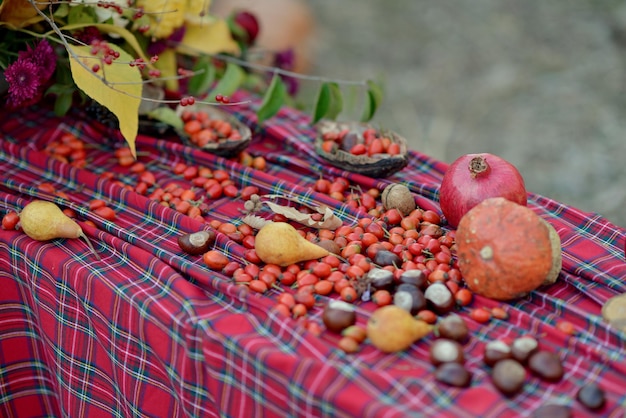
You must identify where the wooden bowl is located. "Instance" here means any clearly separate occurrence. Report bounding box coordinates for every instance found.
[176,105,252,158]
[314,120,410,178]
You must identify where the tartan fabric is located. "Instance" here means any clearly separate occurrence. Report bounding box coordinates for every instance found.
[1,96,625,418]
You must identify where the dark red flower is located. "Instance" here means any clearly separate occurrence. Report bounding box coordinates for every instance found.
[232,11,260,46]
[18,39,57,83]
[4,59,42,109]
[73,26,104,46]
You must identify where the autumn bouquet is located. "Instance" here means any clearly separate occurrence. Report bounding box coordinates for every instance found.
[0,0,382,155]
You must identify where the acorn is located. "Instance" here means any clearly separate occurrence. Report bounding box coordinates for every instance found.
[381,183,416,216]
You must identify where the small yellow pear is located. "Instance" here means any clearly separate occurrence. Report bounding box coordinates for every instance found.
[254,221,329,266]
[367,305,432,353]
[20,200,82,241]
[19,200,101,260]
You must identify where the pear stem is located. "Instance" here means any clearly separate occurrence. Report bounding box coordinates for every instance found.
[79,231,101,261]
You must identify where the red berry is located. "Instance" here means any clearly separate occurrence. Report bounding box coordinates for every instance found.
[248,279,268,294]
[314,178,332,194]
[372,289,392,306]
[455,288,473,307]
[2,211,19,230]
[203,250,230,271]
[470,308,492,323]
[350,143,367,156]
[367,138,384,156]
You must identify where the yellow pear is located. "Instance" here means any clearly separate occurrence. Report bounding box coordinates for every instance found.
[19,200,100,260]
[254,221,329,266]
[367,305,432,353]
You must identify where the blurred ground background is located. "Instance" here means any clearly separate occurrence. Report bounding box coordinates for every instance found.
[217,0,626,227]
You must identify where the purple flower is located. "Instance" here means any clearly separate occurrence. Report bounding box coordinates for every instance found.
[18,40,57,83]
[281,75,299,96]
[273,48,299,95]
[4,59,42,109]
[274,48,295,71]
[147,26,186,56]
[169,26,186,44]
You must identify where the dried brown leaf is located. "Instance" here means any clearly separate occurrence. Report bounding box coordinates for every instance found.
[318,206,343,229]
[262,201,342,230]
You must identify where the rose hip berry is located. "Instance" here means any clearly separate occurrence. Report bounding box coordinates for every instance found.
[2,211,19,230]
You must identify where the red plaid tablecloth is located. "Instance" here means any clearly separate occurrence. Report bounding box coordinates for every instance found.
[1,96,625,418]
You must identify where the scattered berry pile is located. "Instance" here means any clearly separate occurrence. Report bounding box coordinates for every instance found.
[320,127,402,157]
[181,109,245,148]
[1,130,601,407]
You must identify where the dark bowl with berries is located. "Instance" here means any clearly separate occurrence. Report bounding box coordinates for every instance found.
[314,120,410,178]
[175,104,252,158]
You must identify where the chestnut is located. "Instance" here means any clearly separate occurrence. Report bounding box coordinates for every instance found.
[511,336,539,364]
[434,362,472,388]
[424,282,455,314]
[528,350,564,382]
[576,382,606,411]
[531,404,572,418]
[373,250,402,267]
[177,230,216,255]
[367,268,395,291]
[393,283,426,315]
[316,239,341,255]
[437,314,469,344]
[483,340,512,367]
[339,132,360,152]
[398,269,427,290]
[429,338,464,366]
[491,359,526,396]
[322,300,357,334]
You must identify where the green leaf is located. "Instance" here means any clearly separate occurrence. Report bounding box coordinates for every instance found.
[210,62,245,99]
[312,82,344,124]
[53,92,73,117]
[312,82,330,124]
[360,80,384,122]
[227,16,248,43]
[45,83,73,96]
[67,4,98,25]
[256,74,286,125]
[146,107,184,130]
[325,82,344,120]
[188,58,215,96]
[53,3,70,18]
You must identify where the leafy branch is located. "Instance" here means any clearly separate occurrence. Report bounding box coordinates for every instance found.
[5,0,383,156]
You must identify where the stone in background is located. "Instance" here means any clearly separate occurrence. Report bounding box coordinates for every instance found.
[307,0,626,228]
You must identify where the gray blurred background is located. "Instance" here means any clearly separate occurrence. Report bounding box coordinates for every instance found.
[217,0,626,228]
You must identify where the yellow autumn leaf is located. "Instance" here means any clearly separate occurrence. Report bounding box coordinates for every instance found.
[153,48,179,92]
[185,0,212,18]
[67,44,142,157]
[0,0,55,29]
[60,23,150,63]
[176,19,240,56]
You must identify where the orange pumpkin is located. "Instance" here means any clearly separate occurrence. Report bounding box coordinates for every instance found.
[456,197,562,301]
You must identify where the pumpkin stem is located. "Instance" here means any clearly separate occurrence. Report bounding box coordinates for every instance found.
[479,245,493,261]
[469,156,490,178]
